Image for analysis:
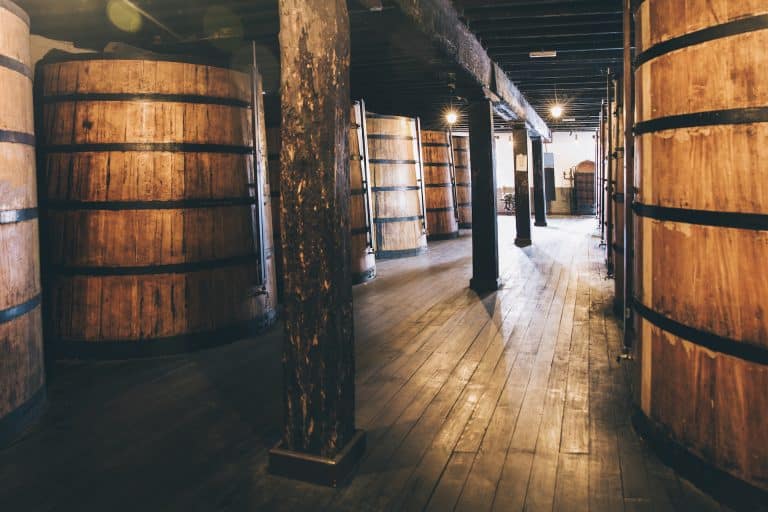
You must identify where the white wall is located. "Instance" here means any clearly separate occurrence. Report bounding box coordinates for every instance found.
[543,131,596,187]
[494,133,515,187]
[30,35,95,68]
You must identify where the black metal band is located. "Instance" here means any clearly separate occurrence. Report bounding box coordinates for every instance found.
[365,112,410,120]
[38,51,246,73]
[350,188,367,196]
[456,182,471,187]
[457,202,472,207]
[367,134,416,141]
[633,299,768,365]
[613,192,625,203]
[633,203,768,231]
[51,253,259,277]
[423,162,451,167]
[368,159,419,165]
[427,231,460,241]
[454,165,469,169]
[636,14,768,68]
[375,246,427,259]
[0,294,41,325]
[427,207,455,212]
[0,129,34,146]
[41,92,251,108]
[0,0,30,26]
[44,197,257,211]
[371,185,421,192]
[424,183,453,188]
[0,387,45,449]
[41,142,254,154]
[351,267,376,285]
[373,215,424,224]
[0,54,31,79]
[422,142,450,148]
[454,148,468,152]
[52,313,277,360]
[635,107,768,135]
[0,207,37,224]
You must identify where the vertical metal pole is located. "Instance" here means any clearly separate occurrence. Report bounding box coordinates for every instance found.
[251,41,267,286]
[599,101,606,241]
[448,126,459,223]
[605,68,614,271]
[623,0,636,348]
[415,117,428,235]
[358,100,376,253]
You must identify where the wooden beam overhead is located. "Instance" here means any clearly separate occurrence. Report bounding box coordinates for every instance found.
[388,0,551,140]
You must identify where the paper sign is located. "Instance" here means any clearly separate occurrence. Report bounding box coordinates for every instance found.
[515,154,528,171]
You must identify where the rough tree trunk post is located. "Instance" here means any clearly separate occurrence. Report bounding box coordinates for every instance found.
[513,126,532,247]
[269,0,365,487]
[468,99,501,292]
[531,136,547,227]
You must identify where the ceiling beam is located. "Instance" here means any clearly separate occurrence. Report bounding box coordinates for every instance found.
[388,0,551,139]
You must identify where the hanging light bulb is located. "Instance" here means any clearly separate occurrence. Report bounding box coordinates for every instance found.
[446,110,458,125]
[550,104,564,119]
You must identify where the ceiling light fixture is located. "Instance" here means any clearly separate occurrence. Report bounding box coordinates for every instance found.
[550,105,564,119]
[446,110,458,125]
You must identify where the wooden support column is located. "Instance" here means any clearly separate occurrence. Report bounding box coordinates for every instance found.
[513,126,532,247]
[468,99,501,292]
[269,0,365,487]
[531,136,547,227]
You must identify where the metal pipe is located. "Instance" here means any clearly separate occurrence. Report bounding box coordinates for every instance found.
[250,42,268,287]
[605,68,614,272]
[623,0,636,348]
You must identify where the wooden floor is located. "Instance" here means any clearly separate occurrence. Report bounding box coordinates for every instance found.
[0,217,729,512]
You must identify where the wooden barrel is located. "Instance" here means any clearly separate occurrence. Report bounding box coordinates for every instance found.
[267,102,376,288]
[452,135,472,228]
[349,102,376,283]
[37,53,277,359]
[633,0,768,493]
[421,130,458,240]
[0,0,46,445]
[366,112,427,258]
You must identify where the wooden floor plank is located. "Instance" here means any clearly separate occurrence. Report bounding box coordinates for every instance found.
[0,217,731,512]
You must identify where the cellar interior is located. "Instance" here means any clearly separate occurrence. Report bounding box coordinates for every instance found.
[1,1,766,511]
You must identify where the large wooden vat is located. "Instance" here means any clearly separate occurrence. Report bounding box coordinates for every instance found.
[452,135,472,228]
[0,0,46,445]
[365,112,427,258]
[633,0,768,492]
[267,102,376,287]
[37,53,277,359]
[421,130,458,240]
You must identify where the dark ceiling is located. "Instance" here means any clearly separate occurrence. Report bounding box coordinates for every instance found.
[454,0,624,131]
[17,0,623,134]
